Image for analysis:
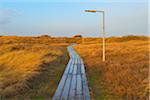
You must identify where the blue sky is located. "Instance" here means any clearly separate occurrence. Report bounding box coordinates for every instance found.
[0,0,148,37]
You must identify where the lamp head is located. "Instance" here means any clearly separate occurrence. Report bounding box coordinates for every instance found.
[85,10,97,13]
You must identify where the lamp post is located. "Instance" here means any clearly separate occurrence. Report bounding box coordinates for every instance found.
[85,10,106,61]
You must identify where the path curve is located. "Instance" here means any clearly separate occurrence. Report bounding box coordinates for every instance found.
[52,45,90,100]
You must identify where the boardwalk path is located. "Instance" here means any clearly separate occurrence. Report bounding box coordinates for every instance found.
[52,45,90,100]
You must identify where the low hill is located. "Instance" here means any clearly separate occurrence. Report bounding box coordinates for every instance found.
[0,35,149,45]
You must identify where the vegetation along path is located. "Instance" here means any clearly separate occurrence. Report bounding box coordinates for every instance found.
[53,45,90,100]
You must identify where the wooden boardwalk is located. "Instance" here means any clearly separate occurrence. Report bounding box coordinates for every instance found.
[52,45,90,100]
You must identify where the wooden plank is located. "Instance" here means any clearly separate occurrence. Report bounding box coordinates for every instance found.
[52,74,68,100]
[60,74,72,100]
[74,58,78,64]
[68,46,74,58]
[67,46,72,57]
[76,74,83,100]
[68,75,76,100]
[77,58,81,74]
[69,59,74,74]
[60,59,74,100]
[73,63,77,75]
[80,58,90,100]
[64,59,73,74]
[69,59,77,100]
[68,57,77,99]
[80,60,85,74]
[68,53,77,100]
[80,58,84,64]
[81,74,90,100]
[78,55,90,100]
[76,58,83,100]
[52,58,73,100]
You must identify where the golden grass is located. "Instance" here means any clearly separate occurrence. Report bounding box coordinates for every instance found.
[0,42,69,99]
[1,35,148,44]
[75,40,149,100]
[0,35,149,99]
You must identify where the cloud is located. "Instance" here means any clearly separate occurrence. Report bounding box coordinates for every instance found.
[0,8,19,17]
[0,8,19,26]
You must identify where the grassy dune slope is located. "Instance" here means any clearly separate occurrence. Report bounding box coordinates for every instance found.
[75,39,149,100]
[0,42,69,99]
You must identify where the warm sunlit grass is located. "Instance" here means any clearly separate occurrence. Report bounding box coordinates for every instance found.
[0,38,69,99]
[0,35,149,99]
[75,39,149,100]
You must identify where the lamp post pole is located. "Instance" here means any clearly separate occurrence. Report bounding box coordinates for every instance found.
[85,10,106,61]
[101,11,105,62]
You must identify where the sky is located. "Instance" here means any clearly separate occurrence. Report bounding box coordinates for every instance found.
[0,0,148,37]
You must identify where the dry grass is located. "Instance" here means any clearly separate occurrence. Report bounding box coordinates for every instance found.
[75,39,149,100]
[1,35,148,44]
[0,36,81,44]
[0,35,149,99]
[0,38,69,99]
